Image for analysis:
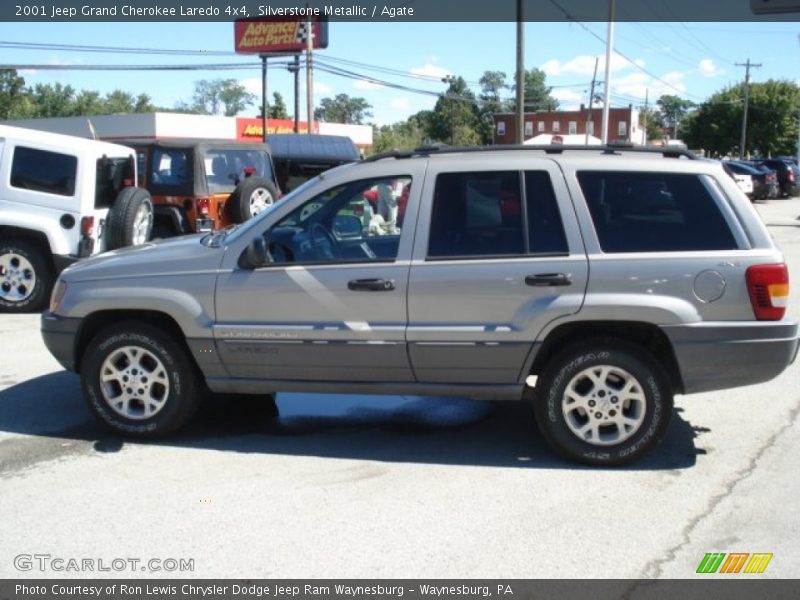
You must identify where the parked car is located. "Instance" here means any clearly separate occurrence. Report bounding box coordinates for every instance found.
[268,133,360,192]
[0,124,151,312]
[126,140,280,237]
[720,162,754,198]
[752,158,799,197]
[41,145,799,466]
[726,160,779,200]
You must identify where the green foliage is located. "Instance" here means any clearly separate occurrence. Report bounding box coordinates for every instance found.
[315,93,373,124]
[683,80,800,156]
[269,92,289,119]
[185,78,255,116]
[638,107,663,143]
[656,94,695,137]
[429,76,482,145]
[510,68,559,113]
[0,69,28,119]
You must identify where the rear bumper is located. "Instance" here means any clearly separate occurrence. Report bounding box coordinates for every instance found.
[41,311,81,372]
[663,321,799,394]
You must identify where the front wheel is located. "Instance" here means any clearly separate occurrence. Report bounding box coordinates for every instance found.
[533,340,673,466]
[81,323,200,437]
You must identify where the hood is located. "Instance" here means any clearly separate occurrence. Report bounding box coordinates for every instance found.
[61,235,226,282]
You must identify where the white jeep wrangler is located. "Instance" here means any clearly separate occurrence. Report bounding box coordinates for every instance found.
[0,124,153,312]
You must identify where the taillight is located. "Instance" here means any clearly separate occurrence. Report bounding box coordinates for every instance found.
[788,169,795,182]
[80,216,94,238]
[746,263,789,321]
[198,198,210,216]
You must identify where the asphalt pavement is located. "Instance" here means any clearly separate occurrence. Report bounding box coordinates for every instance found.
[1,197,798,579]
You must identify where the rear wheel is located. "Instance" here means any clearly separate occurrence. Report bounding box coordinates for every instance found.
[0,239,53,313]
[107,187,153,249]
[81,323,200,437]
[533,339,673,466]
[230,177,278,223]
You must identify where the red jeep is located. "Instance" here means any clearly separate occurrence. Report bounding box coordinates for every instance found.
[128,140,280,237]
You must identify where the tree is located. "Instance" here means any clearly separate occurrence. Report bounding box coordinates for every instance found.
[638,107,663,143]
[683,80,800,157]
[187,78,255,116]
[477,70,509,144]
[314,93,372,124]
[28,83,77,118]
[509,68,559,113]
[0,69,27,119]
[656,94,695,139]
[372,118,428,153]
[428,76,481,145]
[104,90,138,114]
[269,92,289,119]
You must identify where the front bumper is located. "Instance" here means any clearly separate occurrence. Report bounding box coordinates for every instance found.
[41,311,81,372]
[663,321,799,394]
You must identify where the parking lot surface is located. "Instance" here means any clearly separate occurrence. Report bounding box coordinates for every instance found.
[1,198,799,579]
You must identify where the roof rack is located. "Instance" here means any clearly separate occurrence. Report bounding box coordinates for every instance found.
[362,143,698,162]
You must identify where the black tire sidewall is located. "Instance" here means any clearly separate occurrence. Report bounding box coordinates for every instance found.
[230,177,278,223]
[107,187,153,249]
[534,343,672,466]
[0,240,53,312]
[81,324,197,437]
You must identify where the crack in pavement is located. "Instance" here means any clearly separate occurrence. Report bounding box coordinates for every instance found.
[628,394,800,591]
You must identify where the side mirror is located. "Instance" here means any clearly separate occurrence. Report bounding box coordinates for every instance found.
[239,236,270,269]
[333,214,363,239]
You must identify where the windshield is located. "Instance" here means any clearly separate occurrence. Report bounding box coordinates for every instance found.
[225,175,322,244]
[205,148,274,193]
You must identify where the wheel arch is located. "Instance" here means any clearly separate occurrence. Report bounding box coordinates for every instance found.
[0,226,55,264]
[74,309,194,374]
[528,321,684,395]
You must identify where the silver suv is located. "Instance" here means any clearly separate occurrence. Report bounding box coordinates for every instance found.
[41,146,799,465]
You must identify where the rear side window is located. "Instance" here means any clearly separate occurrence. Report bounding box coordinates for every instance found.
[428,171,524,258]
[11,146,77,197]
[526,171,568,254]
[577,171,738,253]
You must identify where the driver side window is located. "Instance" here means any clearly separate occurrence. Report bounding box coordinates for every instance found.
[267,176,412,265]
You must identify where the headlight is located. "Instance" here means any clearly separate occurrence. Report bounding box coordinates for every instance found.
[49,280,67,314]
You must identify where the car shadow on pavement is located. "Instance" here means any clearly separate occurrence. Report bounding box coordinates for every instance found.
[0,371,708,472]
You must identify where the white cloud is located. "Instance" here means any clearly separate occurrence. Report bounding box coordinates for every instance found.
[354,79,383,91]
[698,59,723,78]
[314,82,333,95]
[551,89,585,109]
[611,70,687,102]
[410,63,452,80]
[540,54,630,77]
[390,97,410,110]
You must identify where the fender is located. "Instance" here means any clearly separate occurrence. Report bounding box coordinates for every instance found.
[0,205,77,256]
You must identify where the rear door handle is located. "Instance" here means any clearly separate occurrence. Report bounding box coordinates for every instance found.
[525,273,572,287]
[348,278,396,292]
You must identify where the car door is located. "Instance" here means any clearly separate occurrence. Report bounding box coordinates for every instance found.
[407,155,588,384]
[214,161,427,383]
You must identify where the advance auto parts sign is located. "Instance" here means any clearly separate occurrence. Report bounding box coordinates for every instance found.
[234,18,329,53]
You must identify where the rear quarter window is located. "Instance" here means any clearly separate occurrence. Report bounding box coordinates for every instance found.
[577,171,738,253]
[10,146,77,197]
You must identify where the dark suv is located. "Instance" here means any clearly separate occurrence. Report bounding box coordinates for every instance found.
[128,140,280,237]
[753,158,799,197]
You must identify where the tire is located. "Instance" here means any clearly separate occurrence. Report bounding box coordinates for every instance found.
[81,322,200,438]
[107,187,153,250]
[229,177,279,223]
[0,239,54,313]
[533,339,673,466]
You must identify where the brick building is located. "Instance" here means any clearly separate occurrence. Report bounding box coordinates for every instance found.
[493,104,644,145]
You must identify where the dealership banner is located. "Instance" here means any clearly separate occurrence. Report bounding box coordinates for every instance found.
[2,580,799,600]
[2,0,799,22]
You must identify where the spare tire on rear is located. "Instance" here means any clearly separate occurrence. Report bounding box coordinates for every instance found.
[107,187,153,250]
[229,177,278,224]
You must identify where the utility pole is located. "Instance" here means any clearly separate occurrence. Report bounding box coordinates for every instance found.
[305,15,315,135]
[736,59,761,158]
[643,88,649,145]
[515,0,525,144]
[585,57,599,145]
[288,55,300,133]
[260,53,268,143]
[601,0,615,144]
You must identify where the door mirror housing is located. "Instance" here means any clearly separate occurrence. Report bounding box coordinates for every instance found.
[239,236,271,269]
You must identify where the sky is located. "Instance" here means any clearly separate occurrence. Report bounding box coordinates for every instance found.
[0,19,799,125]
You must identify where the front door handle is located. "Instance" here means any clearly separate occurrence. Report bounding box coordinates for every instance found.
[525,273,572,287]
[348,278,396,292]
